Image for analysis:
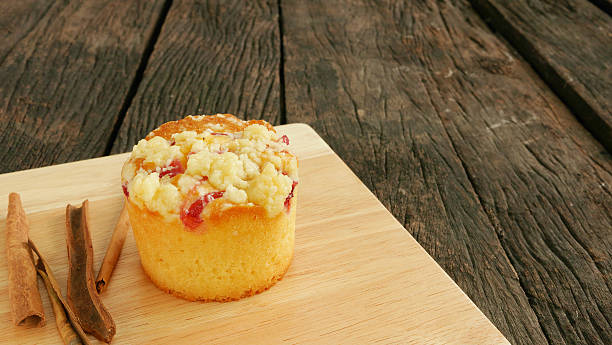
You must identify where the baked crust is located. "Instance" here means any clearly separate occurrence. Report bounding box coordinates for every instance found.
[123,114,298,302]
[146,114,274,140]
[127,192,297,302]
[142,252,293,302]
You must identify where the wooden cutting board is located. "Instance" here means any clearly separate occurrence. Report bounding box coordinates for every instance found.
[0,124,508,344]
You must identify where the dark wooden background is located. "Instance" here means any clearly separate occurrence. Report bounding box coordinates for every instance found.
[1,1,611,344]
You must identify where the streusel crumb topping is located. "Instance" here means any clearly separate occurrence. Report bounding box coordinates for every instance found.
[121,114,298,225]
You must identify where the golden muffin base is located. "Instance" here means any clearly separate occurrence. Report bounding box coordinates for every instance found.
[126,195,296,302]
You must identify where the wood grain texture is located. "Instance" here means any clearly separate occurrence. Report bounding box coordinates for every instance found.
[111,0,281,154]
[0,124,508,344]
[281,1,546,344]
[470,0,612,152]
[281,0,612,344]
[0,0,54,63]
[0,0,166,174]
[427,2,612,343]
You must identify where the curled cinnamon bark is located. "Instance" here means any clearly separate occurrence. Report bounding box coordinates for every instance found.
[29,239,91,345]
[40,270,82,345]
[95,204,130,294]
[66,201,116,343]
[5,192,45,327]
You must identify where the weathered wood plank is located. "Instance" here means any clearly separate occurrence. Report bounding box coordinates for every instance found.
[429,2,612,343]
[0,0,167,174]
[282,0,612,344]
[111,0,281,154]
[470,0,612,152]
[282,1,548,344]
[0,0,54,62]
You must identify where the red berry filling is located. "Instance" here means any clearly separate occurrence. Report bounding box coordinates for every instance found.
[211,132,229,136]
[284,181,298,210]
[203,191,225,204]
[159,159,184,178]
[181,199,204,229]
[122,183,129,197]
[279,135,290,145]
[181,191,225,229]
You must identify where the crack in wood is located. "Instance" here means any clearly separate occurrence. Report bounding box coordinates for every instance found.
[588,0,612,15]
[469,0,612,153]
[103,0,175,155]
[110,0,282,153]
[0,0,169,173]
[277,0,287,125]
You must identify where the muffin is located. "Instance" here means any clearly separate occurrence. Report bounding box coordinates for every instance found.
[121,114,298,301]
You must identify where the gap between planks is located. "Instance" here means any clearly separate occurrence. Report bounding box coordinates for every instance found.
[103,0,175,156]
[468,0,612,153]
[589,0,612,15]
[277,0,288,125]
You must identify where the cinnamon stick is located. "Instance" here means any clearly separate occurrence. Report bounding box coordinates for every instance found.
[66,201,116,343]
[5,192,45,327]
[28,239,91,345]
[40,273,82,345]
[95,204,130,294]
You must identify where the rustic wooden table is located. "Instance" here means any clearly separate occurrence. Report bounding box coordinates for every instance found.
[1,1,611,344]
